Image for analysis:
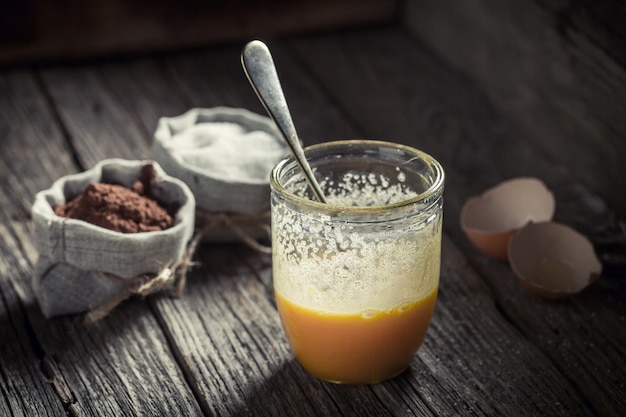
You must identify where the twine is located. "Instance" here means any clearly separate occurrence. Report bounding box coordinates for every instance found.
[84,210,271,323]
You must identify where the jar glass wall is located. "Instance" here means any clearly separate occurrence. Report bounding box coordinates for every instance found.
[270,140,444,384]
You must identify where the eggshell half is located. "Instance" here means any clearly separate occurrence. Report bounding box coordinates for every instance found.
[460,177,555,260]
[508,222,602,299]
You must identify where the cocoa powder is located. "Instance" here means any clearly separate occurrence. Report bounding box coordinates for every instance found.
[55,168,177,233]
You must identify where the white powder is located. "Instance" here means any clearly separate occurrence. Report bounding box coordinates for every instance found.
[171,122,286,181]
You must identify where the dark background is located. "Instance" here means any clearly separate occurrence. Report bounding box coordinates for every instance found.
[1,0,624,221]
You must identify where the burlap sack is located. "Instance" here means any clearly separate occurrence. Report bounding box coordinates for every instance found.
[151,107,288,216]
[31,159,195,318]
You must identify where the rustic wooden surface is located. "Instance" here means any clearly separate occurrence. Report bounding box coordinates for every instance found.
[1,24,625,416]
[404,0,626,221]
[0,0,397,65]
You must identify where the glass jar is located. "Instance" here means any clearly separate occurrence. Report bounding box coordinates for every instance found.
[270,140,444,384]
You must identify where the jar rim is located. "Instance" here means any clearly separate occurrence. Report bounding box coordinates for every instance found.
[270,140,445,214]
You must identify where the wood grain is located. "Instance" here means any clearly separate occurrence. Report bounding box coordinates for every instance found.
[0,221,66,417]
[403,0,626,220]
[286,28,626,415]
[0,70,72,417]
[0,69,203,416]
[0,0,397,65]
[1,22,624,416]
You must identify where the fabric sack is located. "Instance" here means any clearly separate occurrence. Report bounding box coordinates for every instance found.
[31,159,195,318]
[151,107,288,216]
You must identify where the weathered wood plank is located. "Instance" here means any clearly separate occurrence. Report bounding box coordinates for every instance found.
[403,0,626,220]
[0,71,77,212]
[164,43,361,144]
[0,68,203,416]
[536,0,626,68]
[92,58,191,138]
[2,23,622,416]
[417,238,592,417]
[0,0,397,65]
[0,69,79,417]
[286,28,626,415]
[37,67,151,166]
[0,220,66,417]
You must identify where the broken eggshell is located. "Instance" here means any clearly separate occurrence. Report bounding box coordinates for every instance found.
[460,177,555,260]
[508,221,602,299]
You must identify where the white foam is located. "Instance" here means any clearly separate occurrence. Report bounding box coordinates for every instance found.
[273,170,442,314]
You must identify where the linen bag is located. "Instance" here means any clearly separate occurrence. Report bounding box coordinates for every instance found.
[31,159,195,319]
[151,107,288,243]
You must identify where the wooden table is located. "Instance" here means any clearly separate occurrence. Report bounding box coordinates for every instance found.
[1,26,625,416]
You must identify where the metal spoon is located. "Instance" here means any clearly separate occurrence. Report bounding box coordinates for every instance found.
[241,40,327,204]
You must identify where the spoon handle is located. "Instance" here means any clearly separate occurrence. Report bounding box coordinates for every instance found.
[241,40,327,203]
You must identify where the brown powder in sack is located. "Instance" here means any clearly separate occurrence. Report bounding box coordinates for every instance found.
[54,166,177,233]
